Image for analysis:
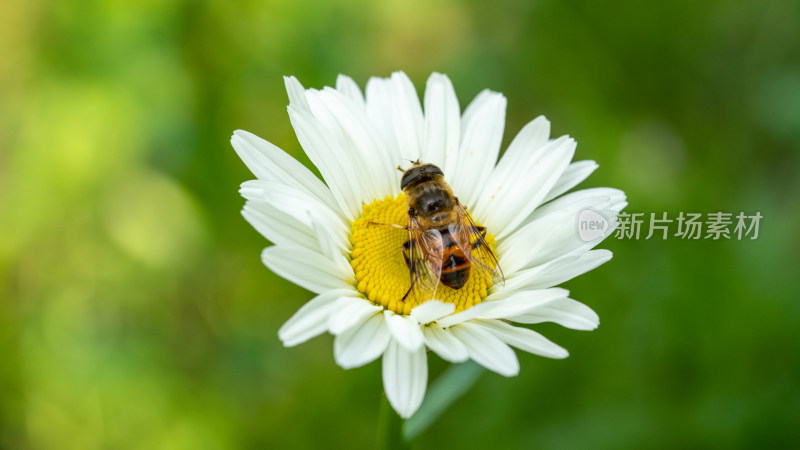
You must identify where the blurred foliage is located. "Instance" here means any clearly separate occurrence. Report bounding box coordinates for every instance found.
[1,0,799,448]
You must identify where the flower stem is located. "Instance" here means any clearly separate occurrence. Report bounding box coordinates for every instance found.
[377,395,409,450]
[403,360,484,441]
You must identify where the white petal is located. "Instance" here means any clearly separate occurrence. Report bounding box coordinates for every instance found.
[528,187,626,223]
[474,136,576,239]
[471,319,568,359]
[496,191,624,273]
[611,200,629,213]
[242,200,317,251]
[334,312,391,369]
[543,160,598,203]
[410,300,455,324]
[481,287,570,316]
[283,75,311,113]
[287,106,363,220]
[309,218,353,276]
[327,297,383,335]
[423,72,460,171]
[278,289,358,347]
[240,180,349,247]
[495,208,574,275]
[241,182,353,277]
[526,214,618,271]
[382,339,428,419]
[384,311,425,351]
[450,90,506,208]
[421,324,468,363]
[390,71,425,162]
[435,302,497,328]
[304,89,381,201]
[310,88,397,199]
[365,76,401,168]
[512,298,600,330]
[450,322,519,377]
[230,130,335,208]
[500,249,613,294]
[472,116,550,202]
[336,74,365,108]
[261,246,353,294]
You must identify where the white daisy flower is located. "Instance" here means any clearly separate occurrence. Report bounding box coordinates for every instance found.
[232,72,626,419]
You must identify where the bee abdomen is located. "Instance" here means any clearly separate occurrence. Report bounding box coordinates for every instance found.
[440,248,470,289]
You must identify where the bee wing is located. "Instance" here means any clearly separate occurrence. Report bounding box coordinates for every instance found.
[406,217,443,301]
[451,199,505,286]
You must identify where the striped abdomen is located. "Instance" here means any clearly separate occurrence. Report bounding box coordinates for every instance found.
[438,228,470,289]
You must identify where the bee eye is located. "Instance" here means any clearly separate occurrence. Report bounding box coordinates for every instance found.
[400,169,418,190]
[420,164,443,177]
[400,163,444,190]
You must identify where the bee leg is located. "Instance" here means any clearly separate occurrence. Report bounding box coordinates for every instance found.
[471,226,487,249]
[401,272,419,302]
[368,221,409,230]
[401,240,418,302]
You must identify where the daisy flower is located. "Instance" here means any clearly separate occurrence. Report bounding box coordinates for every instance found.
[232,72,626,419]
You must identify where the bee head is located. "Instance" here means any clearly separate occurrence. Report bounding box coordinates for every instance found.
[400,162,444,190]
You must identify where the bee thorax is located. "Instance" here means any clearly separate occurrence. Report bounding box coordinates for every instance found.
[429,211,452,227]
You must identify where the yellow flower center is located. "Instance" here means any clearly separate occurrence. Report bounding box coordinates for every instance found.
[349,195,496,315]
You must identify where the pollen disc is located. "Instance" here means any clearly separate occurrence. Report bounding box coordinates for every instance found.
[349,195,495,315]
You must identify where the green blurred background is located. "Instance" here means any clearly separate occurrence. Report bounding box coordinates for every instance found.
[1,0,799,448]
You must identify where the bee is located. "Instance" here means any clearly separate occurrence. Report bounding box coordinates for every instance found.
[393,161,504,302]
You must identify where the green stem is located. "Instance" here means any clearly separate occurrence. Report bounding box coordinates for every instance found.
[377,395,409,450]
[403,361,484,442]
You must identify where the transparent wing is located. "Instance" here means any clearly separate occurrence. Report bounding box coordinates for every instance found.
[405,217,443,302]
[451,198,505,286]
